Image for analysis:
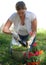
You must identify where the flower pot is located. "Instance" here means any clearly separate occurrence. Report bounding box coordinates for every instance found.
[27,62,40,65]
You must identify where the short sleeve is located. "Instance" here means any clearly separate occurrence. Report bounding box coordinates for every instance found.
[9,13,16,22]
[31,12,36,22]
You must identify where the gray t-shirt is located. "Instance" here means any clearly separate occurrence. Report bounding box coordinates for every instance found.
[9,11,36,35]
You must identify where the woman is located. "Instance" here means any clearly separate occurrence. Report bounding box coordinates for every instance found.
[3,1,37,48]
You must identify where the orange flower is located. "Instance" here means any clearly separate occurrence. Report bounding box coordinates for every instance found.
[35,50,43,56]
[39,50,43,55]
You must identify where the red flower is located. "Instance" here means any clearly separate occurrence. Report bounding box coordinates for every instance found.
[28,52,35,59]
[32,42,37,47]
[34,50,43,56]
[35,51,39,56]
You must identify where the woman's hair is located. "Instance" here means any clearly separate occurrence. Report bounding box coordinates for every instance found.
[16,1,26,11]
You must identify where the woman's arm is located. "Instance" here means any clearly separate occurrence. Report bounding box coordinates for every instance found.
[3,19,12,34]
[27,18,37,47]
[29,18,37,36]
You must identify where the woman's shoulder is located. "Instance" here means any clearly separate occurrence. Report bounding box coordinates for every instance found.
[9,12,18,22]
[26,11,35,16]
[9,12,18,20]
[10,12,18,17]
[25,11,36,21]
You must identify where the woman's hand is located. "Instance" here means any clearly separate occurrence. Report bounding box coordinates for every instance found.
[11,31,21,41]
[27,32,36,48]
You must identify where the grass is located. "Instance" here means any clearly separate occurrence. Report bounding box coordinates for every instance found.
[0,29,46,65]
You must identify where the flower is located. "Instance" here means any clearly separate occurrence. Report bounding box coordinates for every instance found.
[39,50,43,55]
[23,52,40,62]
[34,51,39,56]
[34,50,43,56]
[27,52,35,59]
[23,42,44,63]
[32,42,37,47]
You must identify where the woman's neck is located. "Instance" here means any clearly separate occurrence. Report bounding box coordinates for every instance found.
[20,15,25,25]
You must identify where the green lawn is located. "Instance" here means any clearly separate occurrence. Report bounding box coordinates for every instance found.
[0,29,46,65]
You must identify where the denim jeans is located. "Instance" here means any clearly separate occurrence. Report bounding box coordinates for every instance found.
[19,34,36,48]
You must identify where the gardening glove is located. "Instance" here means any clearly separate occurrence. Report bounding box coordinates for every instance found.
[11,31,21,41]
[27,35,35,48]
[11,31,28,47]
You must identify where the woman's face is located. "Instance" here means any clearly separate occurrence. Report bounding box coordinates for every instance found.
[17,9,26,17]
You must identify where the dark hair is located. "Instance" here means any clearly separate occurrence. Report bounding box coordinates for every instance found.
[16,1,26,10]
